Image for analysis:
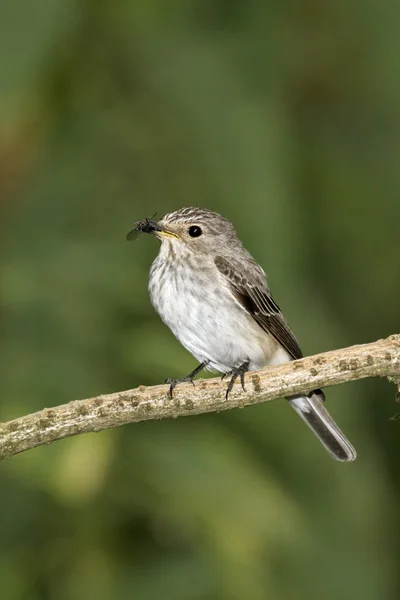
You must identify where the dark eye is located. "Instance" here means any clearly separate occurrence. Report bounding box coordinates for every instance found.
[188,225,202,238]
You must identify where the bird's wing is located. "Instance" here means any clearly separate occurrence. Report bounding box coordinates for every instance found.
[214,255,303,360]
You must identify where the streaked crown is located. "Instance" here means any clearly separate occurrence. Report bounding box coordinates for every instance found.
[162,207,235,236]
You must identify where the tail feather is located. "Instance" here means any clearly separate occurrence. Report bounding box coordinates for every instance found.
[289,391,356,462]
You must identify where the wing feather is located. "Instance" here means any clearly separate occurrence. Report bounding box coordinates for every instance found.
[215,255,303,360]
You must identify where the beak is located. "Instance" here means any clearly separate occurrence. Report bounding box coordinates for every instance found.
[155,224,180,240]
[126,219,180,241]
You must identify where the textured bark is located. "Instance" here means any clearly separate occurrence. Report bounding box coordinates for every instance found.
[1,335,399,460]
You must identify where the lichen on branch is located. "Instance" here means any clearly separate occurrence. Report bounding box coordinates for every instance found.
[1,335,399,460]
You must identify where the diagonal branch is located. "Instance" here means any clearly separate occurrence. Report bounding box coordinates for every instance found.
[1,335,399,460]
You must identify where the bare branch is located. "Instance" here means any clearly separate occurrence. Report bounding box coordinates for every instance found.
[1,335,399,460]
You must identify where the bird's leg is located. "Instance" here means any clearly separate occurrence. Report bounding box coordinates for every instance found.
[164,361,208,398]
[224,360,250,400]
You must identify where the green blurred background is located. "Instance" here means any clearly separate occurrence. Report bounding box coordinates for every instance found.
[1,1,400,599]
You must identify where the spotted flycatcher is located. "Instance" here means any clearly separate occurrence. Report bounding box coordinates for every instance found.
[127,207,356,462]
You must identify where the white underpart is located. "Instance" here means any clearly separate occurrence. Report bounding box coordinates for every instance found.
[149,241,288,373]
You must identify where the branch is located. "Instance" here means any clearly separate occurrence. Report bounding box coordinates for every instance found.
[1,335,400,460]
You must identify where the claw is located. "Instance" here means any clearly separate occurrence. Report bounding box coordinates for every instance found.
[165,376,196,397]
[240,371,246,392]
[163,362,207,398]
[225,360,249,400]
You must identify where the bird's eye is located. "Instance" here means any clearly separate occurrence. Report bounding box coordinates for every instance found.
[188,225,202,238]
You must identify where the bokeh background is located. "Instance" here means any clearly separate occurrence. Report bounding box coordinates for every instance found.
[1,1,400,599]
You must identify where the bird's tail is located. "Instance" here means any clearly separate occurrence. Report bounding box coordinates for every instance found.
[288,390,356,462]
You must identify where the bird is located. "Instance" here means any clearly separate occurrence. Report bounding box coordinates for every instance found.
[127,207,356,462]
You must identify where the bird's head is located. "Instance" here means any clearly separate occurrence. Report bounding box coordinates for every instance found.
[127,207,239,256]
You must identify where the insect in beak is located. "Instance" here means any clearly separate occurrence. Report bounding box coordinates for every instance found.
[126,214,180,241]
[126,217,162,241]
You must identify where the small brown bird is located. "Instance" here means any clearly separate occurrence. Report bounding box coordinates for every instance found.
[128,207,356,461]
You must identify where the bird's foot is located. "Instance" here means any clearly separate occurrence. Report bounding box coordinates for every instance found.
[164,362,207,398]
[223,360,250,400]
[164,375,195,398]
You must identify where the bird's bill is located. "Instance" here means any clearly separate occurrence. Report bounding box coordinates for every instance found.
[154,226,180,240]
[126,219,180,241]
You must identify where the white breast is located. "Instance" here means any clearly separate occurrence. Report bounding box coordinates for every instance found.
[149,243,288,373]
